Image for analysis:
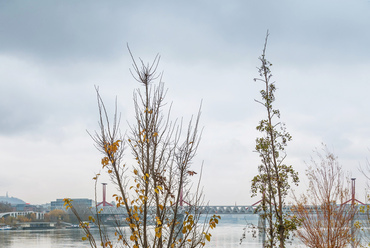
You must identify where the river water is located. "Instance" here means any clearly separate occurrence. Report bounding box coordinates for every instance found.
[0,214,306,248]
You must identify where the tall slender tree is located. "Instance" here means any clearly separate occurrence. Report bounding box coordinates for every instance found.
[251,31,299,248]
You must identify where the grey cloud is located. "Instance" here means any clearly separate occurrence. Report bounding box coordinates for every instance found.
[1,0,370,204]
[0,64,94,137]
[0,1,134,62]
[1,0,369,67]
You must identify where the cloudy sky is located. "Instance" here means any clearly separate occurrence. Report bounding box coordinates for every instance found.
[1,0,370,205]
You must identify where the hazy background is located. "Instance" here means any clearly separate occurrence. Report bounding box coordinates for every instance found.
[1,0,370,205]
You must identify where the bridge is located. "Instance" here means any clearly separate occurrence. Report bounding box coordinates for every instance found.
[0,211,44,219]
[95,204,370,216]
[94,205,260,216]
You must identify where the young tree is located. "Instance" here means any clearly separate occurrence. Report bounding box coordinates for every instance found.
[65,50,219,248]
[45,209,70,222]
[16,215,31,222]
[293,145,359,248]
[66,203,92,223]
[251,31,299,248]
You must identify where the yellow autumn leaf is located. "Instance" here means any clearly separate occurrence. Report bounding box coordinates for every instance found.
[205,233,211,242]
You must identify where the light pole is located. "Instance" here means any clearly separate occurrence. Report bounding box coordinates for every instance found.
[351,178,356,248]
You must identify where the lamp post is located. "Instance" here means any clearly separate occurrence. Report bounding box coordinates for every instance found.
[351,178,355,248]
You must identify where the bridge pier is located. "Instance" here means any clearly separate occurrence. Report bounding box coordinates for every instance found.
[174,209,184,241]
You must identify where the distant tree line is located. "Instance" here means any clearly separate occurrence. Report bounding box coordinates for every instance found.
[0,202,13,213]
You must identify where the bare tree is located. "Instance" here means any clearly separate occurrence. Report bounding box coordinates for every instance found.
[65,50,219,248]
[293,145,359,248]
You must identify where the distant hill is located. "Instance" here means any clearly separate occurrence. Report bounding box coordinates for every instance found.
[0,195,26,206]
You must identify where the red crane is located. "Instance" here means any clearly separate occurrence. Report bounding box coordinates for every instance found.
[97,183,113,207]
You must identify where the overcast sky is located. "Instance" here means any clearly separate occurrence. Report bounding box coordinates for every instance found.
[1,0,370,205]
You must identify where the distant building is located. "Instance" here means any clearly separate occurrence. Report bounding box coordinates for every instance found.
[15,203,44,212]
[40,202,51,212]
[50,198,94,210]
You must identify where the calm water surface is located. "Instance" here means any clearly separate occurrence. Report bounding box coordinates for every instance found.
[0,214,307,248]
